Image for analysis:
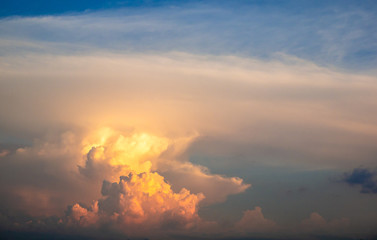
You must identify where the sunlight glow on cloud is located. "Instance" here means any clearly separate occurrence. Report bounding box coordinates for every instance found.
[61,128,238,238]
[79,128,170,181]
[0,127,245,238]
[67,172,206,236]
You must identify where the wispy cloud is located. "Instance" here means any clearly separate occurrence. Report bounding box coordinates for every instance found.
[1,2,376,69]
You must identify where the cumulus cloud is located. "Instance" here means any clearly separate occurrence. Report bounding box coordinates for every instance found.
[0,127,243,238]
[66,171,208,237]
[160,162,250,204]
[78,128,170,182]
[235,207,277,233]
[66,201,99,227]
[77,128,250,202]
[343,168,377,194]
[300,212,350,235]
[0,130,97,216]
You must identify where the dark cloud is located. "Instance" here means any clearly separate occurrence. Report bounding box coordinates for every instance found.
[343,168,377,194]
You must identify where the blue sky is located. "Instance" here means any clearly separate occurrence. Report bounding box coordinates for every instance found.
[1,0,377,70]
[0,1,377,240]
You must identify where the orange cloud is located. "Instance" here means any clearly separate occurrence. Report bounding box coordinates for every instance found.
[78,128,250,203]
[79,128,170,181]
[0,150,9,158]
[63,127,245,237]
[66,171,207,236]
[67,201,99,227]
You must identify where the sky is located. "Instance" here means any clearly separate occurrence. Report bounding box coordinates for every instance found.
[0,1,377,240]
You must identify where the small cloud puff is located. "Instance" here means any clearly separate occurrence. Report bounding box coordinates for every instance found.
[0,149,10,158]
[66,202,99,227]
[235,206,277,233]
[300,212,350,234]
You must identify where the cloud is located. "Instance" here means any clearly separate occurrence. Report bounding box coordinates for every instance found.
[78,128,170,182]
[0,51,376,239]
[0,127,241,238]
[235,207,277,233]
[1,2,376,69]
[1,3,377,239]
[0,130,99,217]
[1,53,377,171]
[66,201,99,227]
[300,212,350,235]
[77,128,250,203]
[160,162,250,204]
[343,168,377,194]
[0,50,377,238]
[64,163,225,238]
[0,149,9,157]
[66,171,208,237]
